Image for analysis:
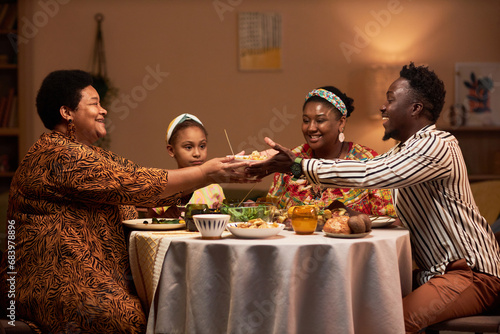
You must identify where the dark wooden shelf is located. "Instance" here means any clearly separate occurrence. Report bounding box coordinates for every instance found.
[0,127,19,135]
[469,174,500,182]
[439,126,500,132]
[0,172,15,178]
[0,63,17,69]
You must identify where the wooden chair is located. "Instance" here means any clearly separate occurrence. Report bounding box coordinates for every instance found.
[0,249,34,334]
[0,319,34,334]
[425,232,500,334]
[424,314,500,334]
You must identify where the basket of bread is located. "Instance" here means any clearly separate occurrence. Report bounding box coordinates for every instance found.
[323,208,372,238]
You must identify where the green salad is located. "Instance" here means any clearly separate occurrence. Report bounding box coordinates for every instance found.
[220,205,273,222]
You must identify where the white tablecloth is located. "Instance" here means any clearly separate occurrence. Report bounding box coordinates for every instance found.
[128,230,231,311]
[145,228,412,334]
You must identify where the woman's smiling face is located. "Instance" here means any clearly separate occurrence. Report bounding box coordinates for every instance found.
[70,85,107,145]
[302,101,344,156]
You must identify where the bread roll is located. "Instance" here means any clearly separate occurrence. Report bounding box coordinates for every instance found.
[324,216,350,234]
[359,214,372,232]
[347,216,366,234]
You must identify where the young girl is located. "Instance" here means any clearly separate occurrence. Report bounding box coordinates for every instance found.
[152,113,225,216]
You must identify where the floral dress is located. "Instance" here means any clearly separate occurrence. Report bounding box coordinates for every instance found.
[268,142,396,216]
[0,131,180,333]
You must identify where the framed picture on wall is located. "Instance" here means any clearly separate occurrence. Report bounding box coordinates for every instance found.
[455,62,500,127]
[238,12,282,71]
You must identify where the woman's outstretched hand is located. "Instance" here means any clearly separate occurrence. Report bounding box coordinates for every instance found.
[200,156,261,184]
[245,137,296,178]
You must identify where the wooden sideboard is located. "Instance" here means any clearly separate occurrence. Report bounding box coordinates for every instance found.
[440,126,500,182]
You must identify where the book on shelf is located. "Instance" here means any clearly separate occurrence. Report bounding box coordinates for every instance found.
[0,88,15,127]
[0,97,6,126]
[0,3,17,31]
[0,5,8,27]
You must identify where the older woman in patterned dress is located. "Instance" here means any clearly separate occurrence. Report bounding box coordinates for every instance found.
[0,70,253,333]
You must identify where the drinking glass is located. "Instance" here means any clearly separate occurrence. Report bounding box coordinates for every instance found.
[185,204,209,232]
[291,205,318,235]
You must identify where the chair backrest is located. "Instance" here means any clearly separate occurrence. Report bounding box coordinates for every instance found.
[470,180,500,225]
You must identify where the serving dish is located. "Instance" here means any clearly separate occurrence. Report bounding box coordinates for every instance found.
[369,216,396,228]
[122,218,186,231]
[227,223,285,239]
[323,231,371,239]
[220,204,275,223]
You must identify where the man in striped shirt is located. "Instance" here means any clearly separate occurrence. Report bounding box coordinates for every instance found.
[249,62,500,333]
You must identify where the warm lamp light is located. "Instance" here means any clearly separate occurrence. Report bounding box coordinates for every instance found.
[365,64,400,120]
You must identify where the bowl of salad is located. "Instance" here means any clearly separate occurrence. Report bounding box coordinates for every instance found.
[220,203,276,223]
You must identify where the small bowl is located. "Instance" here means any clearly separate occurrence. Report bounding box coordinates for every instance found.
[193,214,230,240]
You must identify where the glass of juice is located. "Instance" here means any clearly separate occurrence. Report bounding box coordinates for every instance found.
[291,205,318,235]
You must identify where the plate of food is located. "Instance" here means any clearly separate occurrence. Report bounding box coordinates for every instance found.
[369,216,396,228]
[322,213,372,238]
[122,218,186,230]
[227,151,268,179]
[228,151,268,161]
[227,219,285,238]
[323,231,371,239]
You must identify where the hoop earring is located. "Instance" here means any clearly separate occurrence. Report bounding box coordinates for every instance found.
[338,131,345,143]
[67,119,76,141]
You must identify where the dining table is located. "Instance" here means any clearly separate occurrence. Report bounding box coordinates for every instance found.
[128,226,412,334]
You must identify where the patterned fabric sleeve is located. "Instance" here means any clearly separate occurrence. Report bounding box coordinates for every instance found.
[23,134,179,208]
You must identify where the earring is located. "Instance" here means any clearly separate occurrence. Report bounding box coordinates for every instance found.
[67,119,76,141]
[338,130,345,143]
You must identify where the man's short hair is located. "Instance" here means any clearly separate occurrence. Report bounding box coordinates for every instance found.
[400,62,446,122]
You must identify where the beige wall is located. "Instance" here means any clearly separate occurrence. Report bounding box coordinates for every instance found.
[18,0,500,193]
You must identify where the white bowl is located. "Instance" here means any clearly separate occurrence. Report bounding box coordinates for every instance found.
[193,214,230,239]
[227,223,285,239]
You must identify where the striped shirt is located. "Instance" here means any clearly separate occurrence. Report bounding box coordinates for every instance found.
[303,124,500,285]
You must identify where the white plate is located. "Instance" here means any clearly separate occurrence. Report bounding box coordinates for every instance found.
[227,223,285,238]
[122,218,186,231]
[369,216,396,228]
[323,231,371,238]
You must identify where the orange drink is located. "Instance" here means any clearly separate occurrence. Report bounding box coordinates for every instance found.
[291,205,318,235]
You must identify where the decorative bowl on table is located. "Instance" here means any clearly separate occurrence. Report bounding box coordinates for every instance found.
[227,222,285,239]
[192,214,230,240]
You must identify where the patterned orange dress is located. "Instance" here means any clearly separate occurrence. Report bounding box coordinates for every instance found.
[0,131,180,333]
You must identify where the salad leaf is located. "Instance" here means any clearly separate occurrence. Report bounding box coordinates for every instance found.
[151,218,180,224]
[220,205,272,222]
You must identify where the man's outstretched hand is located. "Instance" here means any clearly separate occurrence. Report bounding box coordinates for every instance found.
[246,137,296,178]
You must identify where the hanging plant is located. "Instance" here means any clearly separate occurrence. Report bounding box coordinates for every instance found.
[91,13,118,149]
